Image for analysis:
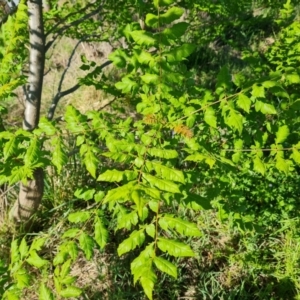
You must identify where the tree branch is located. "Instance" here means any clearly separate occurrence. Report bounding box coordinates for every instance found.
[47,57,112,120]
[45,3,102,52]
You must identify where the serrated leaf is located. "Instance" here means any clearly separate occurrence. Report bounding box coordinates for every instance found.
[163,22,189,40]
[97,169,137,182]
[147,147,178,158]
[65,106,88,133]
[159,215,201,236]
[103,181,135,204]
[204,107,217,128]
[62,228,80,238]
[39,283,54,300]
[24,137,40,164]
[109,49,127,68]
[148,200,159,213]
[60,286,82,298]
[4,136,18,160]
[276,156,290,174]
[131,190,145,218]
[141,73,160,84]
[83,148,98,178]
[117,211,138,230]
[286,73,300,84]
[38,117,56,136]
[68,211,90,223]
[15,268,30,288]
[291,148,300,163]
[117,229,145,256]
[26,251,48,268]
[142,173,181,193]
[140,275,155,300]
[154,257,177,278]
[60,259,72,278]
[145,224,155,238]
[146,161,185,183]
[79,232,94,260]
[253,156,265,175]
[51,137,68,174]
[225,110,243,133]
[29,238,46,252]
[160,7,184,25]
[157,238,194,257]
[237,94,251,113]
[130,30,157,46]
[94,218,108,249]
[66,241,78,261]
[252,84,265,98]
[275,125,289,144]
[256,101,277,114]
[19,238,28,259]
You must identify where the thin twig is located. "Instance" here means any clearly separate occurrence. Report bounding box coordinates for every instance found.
[47,59,112,120]
[45,4,102,52]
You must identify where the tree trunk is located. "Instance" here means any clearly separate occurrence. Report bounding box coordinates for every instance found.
[11,0,45,223]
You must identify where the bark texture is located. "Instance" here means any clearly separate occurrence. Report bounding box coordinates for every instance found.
[12,0,45,223]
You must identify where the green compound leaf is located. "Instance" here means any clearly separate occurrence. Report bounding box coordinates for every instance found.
[140,272,156,300]
[275,125,289,144]
[117,229,145,256]
[15,268,31,289]
[147,147,178,158]
[142,173,181,193]
[29,237,46,252]
[38,117,56,136]
[252,84,265,98]
[94,217,108,249]
[159,214,202,236]
[62,228,80,239]
[160,7,184,25]
[83,147,99,178]
[141,73,160,84]
[3,136,18,160]
[204,107,217,128]
[291,148,300,164]
[225,109,243,134]
[97,169,137,182]
[117,210,139,230]
[60,286,82,298]
[39,283,54,300]
[130,30,157,46]
[103,181,135,204]
[153,257,177,279]
[26,251,48,268]
[146,161,185,183]
[157,237,195,257]
[51,136,68,174]
[79,232,94,260]
[253,156,265,175]
[255,101,277,114]
[19,238,28,259]
[275,156,290,174]
[68,211,90,223]
[237,94,251,113]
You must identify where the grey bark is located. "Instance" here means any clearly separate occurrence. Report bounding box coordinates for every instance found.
[11,0,45,223]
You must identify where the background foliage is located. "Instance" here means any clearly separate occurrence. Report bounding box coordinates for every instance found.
[1,0,300,299]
